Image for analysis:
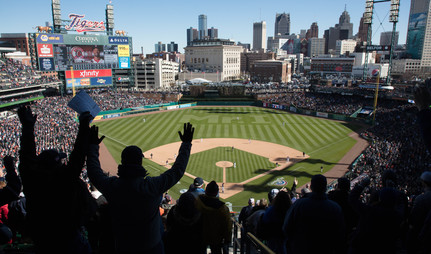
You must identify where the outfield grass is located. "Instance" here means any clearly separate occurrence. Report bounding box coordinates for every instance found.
[95,106,359,209]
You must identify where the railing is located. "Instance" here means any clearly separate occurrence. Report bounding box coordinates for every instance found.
[231,218,275,254]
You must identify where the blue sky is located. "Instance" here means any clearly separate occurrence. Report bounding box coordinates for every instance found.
[0,0,411,54]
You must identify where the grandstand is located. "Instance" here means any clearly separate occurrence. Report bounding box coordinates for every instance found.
[0,55,429,252]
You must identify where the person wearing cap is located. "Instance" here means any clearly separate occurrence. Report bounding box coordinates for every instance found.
[407,171,431,254]
[283,174,345,254]
[187,177,205,198]
[195,181,232,254]
[17,106,97,253]
[86,122,194,254]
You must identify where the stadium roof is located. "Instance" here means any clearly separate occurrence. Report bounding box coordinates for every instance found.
[186,78,211,84]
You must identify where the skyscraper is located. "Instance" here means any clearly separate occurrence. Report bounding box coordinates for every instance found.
[324,8,354,53]
[306,22,319,39]
[198,14,207,39]
[357,13,371,43]
[208,27,218,39]
[155,41,166,53]
[274,13,290,36]
[186,27,198,46]
[253,21,267,51]
[380,31,399,46]
[167,41,178,53]
[406,0,431,66]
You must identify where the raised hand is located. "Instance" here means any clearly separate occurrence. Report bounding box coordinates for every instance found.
[89,125,105,145]
[178,122,194,143]
[17,105,37,127]
[79,111,93,127]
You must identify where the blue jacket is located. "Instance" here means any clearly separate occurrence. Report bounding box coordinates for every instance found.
[87,142,192,253]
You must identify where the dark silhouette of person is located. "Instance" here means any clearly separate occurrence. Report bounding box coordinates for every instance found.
[86,122,194,254]
[283,174,345,254]
[17,106,97,253]
[164,192,205,254]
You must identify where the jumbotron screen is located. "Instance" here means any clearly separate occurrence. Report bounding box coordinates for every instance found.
[35,33,131,72]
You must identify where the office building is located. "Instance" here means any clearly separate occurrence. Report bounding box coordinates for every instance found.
[324,9,354,53]
[380,31,399,46]
[208,27,218,39]
[155,41,166,53]
[167,41,178,53]
[306,22,319,39]
[335,39,357,55]
[184,39,242,81]
[406,0,431,67]
[274,13,290,36]
[253,21,267,51]
[308,38,326,57]
[187,27,199,46]
[198,14,208,39]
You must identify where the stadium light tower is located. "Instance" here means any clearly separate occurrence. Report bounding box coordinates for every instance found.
[362,0,399,85]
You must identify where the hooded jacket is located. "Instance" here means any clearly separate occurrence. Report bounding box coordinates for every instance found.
[86,142,191,253]
[195,194,232,245]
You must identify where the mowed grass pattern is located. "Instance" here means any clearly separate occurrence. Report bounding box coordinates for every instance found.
[187,147,276,183]
[95,106,359,207]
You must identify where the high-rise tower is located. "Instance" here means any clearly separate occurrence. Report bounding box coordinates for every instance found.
[406,0,431,66]
[198,14,208,39]
[274,13,290,36]
[253,21,267,51]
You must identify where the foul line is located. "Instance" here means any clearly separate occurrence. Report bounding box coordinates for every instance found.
[307,136,350,155]
[99,132,129,147]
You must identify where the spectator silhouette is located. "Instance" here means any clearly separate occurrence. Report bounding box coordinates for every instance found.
[17,106,97,254]
[348,177,403,254]
[328,177,358,236]
[86,122,194,254]
[187,177,205,198]
[407,171,431,254]
[164,192,205,254]
[259,190,292,254]
[195,181,232,254]
[0,156,21,244]
[283,174,345,254]
[414,83,431,151]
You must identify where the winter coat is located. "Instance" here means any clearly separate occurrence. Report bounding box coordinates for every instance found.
[86,142,191,253]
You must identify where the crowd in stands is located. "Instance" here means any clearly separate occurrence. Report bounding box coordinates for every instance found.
[0,59,60,90]
[0,89,175,170]
[0,74,430,253]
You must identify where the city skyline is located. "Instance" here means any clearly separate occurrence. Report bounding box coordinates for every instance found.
[0,0,411,55]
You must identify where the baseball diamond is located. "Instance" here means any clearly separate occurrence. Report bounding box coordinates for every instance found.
[95,106,364,207]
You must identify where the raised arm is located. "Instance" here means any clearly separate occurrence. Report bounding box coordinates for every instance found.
[146,123,194,194]
[86,125,109,193]
[67,112,93,176]
[17,106,37,175]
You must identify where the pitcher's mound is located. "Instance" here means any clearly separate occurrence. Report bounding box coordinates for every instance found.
[216,161,234,168]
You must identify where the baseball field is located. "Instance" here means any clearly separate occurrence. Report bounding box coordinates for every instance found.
[94,106,362,209]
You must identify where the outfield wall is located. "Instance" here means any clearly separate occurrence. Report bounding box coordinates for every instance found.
[262,102,372,124]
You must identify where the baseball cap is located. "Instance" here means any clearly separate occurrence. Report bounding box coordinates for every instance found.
[194,177,204,187]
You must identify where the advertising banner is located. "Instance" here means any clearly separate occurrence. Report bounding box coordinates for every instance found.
[316,112,328,118]
[90,77,112,86]
[119,57,130,69]
[36,33,63,44]
[109,36,129,44]
[65,69,112,79]
[118,45,130,57]
[39,58,55,71]
[37,44,54,57]
[66,77,113,88]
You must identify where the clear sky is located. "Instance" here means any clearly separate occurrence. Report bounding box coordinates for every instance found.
[0,0,411,54]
